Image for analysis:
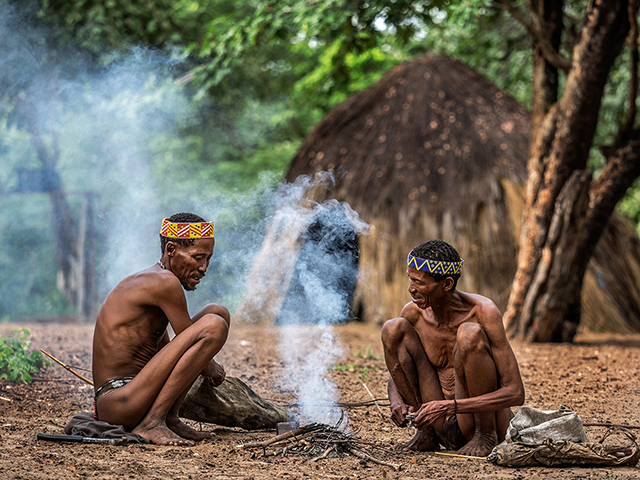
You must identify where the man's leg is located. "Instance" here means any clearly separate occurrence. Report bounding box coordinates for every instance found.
[96,312,229,445]
[453,322,511,456]
[382,317,445,451]
[165,304,231,441]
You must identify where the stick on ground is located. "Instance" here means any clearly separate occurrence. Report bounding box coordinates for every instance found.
[40,349,94,386]
[361,382,387,419]
[347,446,400,471]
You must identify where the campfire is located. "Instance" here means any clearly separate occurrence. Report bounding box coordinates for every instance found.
[235,416,400,471]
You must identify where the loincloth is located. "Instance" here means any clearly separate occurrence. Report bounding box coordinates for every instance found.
[94,376,134,419]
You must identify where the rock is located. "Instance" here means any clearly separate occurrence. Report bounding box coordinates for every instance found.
[179,376,289,430]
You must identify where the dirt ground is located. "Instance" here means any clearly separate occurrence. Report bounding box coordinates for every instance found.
[1,321,640,479]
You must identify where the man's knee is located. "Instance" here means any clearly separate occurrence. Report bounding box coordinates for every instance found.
[381,317,411,350]
[198,313,229,345]
[455,322,489,357]
[202,303,231,326]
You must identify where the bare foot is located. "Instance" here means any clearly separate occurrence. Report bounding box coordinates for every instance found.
[132,422,195,446]
[167,417,214,442]
[395,428,440,451]
[456,431,497,457]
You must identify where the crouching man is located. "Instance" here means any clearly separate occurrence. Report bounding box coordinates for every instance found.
[381,239,524,456]
[92,212,230,446]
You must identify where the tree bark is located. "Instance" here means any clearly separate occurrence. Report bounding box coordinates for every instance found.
[505,0,634,342]
[530,0,563,138]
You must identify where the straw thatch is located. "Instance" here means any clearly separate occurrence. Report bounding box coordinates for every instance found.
[237,54,640,333]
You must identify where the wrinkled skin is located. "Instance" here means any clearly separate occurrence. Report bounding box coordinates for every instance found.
[381,266,525,456]
[92,238,230,445]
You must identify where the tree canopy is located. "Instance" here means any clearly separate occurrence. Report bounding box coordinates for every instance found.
[2,0,640,339]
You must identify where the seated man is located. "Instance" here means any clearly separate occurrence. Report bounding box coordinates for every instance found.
[92,212,230,446]
[381,239,524,456]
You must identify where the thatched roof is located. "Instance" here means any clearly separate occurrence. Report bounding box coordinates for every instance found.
[286,55,529,217]
[237,54,640,333]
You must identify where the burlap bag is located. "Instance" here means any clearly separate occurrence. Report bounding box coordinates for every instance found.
[490,406,639,467]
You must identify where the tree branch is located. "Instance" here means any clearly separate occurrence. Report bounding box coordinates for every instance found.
[588,130,640,237]
[609,0,639,153]
[497,0,572,72]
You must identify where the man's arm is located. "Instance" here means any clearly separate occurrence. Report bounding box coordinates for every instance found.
[151,272,227,385]
[414,302,524,428]
[388,377,409,427]
[151,272,197,335]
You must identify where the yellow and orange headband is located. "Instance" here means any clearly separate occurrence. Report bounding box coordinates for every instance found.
[407,254,463,276]
[160,218,214,239]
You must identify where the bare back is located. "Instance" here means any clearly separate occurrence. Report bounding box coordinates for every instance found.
[92,266,186,390]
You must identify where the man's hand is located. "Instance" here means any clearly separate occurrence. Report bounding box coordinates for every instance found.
[202,359,226,386]
[390,398,410,427]
[413,400,450,429]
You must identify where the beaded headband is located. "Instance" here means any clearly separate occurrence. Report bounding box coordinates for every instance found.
[160,218,214,239]
[407,254,463,276]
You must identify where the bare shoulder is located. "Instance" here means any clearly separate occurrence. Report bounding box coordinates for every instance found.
[111,267,182,305]
[459,291,503,326]
[459,291,513,351]
[399,301,422,323]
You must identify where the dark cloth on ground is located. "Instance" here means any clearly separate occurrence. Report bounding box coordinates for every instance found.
[65,411,151,445]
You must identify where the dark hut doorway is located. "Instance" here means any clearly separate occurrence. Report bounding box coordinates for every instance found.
[276,204,359,325]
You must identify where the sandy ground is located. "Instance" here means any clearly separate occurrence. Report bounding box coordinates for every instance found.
[1,321,640,479]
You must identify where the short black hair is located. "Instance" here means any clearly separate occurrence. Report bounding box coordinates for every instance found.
[159,212,207,255]
[409,239,462,288]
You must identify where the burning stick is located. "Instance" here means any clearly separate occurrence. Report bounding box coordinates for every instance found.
[40,349,94,386]
[311,445,335,462]
[239,421,399,471]
[236,423,324,449]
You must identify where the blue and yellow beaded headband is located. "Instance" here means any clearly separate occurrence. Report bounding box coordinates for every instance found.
[407,254,463,276]
[160,218,214,239]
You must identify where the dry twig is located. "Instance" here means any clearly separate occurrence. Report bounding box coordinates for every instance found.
[347,446,400,471]
[584,423,640,430]
[361,383,387,419]
[435,452,488,460]
[40,349,94,386]
[238,419,399,471]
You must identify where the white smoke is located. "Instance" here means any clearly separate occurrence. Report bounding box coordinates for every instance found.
[250,173,370,424]
[1,6,372,428]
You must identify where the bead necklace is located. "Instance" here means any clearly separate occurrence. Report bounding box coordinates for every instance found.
[158,260,166,270]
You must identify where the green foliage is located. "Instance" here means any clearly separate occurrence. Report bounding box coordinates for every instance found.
[0,329,50,384]
[3,0,640,321]
[619,178,640,237]
[327,363,376,382]
[354,344,382,360]
[38,0,217,52]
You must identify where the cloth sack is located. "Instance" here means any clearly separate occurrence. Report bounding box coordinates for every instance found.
[504,405,589,444]
[491,406,639,467]
[491,429,639,467]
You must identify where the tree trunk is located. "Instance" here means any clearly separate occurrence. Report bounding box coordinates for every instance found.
[530,0,563,138]
[504,0,633,342]
[18,92,80,309]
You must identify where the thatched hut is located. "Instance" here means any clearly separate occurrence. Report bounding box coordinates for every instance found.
[236,54,640,333]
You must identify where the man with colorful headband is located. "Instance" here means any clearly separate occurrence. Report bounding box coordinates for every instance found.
[381,239,524,456]
[92,212,230,445]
